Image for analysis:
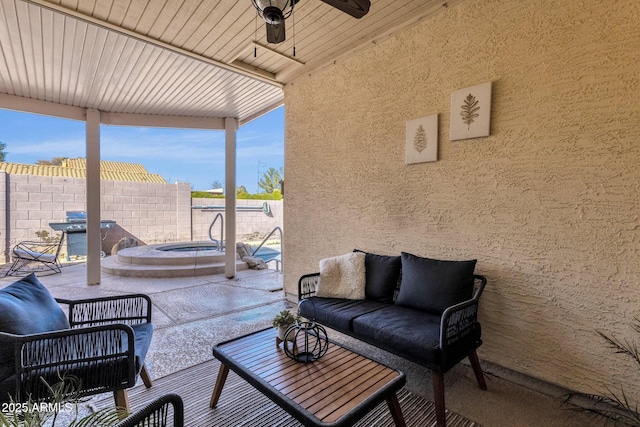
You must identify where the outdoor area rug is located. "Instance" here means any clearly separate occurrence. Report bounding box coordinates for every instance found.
[95,359,481,427]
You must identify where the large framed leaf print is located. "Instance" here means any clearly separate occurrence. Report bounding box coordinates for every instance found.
[450,81,492,141]
[406,114,438,164]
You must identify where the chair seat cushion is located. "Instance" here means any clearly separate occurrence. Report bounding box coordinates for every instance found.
[130,323,153,373]
[0,274,70,381]
[298,297,388,332]
[12,248,56,263]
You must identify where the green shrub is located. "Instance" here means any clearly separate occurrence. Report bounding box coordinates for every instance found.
[35,230,60,243]
[192,191,282,200]
[190,191,224,199]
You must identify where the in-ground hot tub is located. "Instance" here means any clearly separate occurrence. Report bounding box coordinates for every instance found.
[101,241,248,278]
[157,242,221,252]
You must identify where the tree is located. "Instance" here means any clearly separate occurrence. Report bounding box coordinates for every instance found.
[236,185,248,197]
[36,157,67,166]
[211,180,223,189]
[258,167,283,193]
[0,141,7,162]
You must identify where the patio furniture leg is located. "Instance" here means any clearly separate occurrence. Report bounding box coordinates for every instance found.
[386,393,407,427]
[209,363,229,408]
[468,350,487,390]
[140,364,153,388]
[432,371,446,427]
[114,389,130,414]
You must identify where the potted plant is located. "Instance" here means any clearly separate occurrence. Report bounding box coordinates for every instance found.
[564,317,640,426]
[273,310,298,341]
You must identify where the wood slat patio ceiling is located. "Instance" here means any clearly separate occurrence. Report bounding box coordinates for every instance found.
[0,0,462,125]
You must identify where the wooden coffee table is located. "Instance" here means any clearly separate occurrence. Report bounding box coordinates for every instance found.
[209,328,407,427]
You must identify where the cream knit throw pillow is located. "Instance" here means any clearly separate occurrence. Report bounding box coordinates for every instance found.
[317,252,366,299]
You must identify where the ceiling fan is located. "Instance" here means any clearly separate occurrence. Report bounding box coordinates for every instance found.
[251,0,371,44]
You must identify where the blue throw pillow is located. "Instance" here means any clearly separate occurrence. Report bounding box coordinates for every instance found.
[395,252,476,314]
[354,249,401,303]
[0,274,70,380]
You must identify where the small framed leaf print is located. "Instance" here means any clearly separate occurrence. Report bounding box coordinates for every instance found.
[450,81,492,141]
[406,114,438,164]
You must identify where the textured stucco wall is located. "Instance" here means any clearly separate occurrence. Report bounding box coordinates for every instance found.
[283,0,640,396]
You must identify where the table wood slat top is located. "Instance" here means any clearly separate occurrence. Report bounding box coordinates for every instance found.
[212,328,406,427]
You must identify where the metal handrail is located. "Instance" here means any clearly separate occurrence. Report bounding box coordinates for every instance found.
[192,205,265,211]
[251,226,283,258]
[208,213,224,251]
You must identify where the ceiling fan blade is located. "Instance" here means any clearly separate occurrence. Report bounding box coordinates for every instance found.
[266,21,286,44]
[320,0,370,18]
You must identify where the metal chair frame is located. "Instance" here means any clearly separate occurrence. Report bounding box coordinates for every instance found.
[4,232,65,276]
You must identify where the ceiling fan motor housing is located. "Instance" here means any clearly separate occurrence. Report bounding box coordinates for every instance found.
[262,6,284,25]
[253,0,368,44]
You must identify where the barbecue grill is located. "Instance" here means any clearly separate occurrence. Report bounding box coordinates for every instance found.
[49,211,115,259]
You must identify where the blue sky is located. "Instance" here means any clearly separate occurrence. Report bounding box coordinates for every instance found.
[0,106,284,193]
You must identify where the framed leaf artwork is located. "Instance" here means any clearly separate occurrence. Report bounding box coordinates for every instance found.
[406,114,438,164]
[450,81,492,141]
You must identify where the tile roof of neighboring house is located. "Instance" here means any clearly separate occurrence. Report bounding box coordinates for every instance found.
[0,158,167,183]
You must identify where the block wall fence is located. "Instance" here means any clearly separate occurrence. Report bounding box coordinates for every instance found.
[0,172,282,262]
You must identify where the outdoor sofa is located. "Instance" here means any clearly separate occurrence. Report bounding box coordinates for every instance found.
[297,250,487,427]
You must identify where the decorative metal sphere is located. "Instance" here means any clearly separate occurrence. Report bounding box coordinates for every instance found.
[283,321,329,363]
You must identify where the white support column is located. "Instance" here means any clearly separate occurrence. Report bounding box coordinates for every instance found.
[224,117,238,278]
[85,109,101,285]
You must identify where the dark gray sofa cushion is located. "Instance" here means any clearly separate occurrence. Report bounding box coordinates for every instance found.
[352,305,441,364]
[353,305,481,371]
[0,274,70,381]
[395,252,476,315]
[354,250,401,303]
[298,297,387,332]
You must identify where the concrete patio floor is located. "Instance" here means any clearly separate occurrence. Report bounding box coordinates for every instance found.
[0,263,598,426]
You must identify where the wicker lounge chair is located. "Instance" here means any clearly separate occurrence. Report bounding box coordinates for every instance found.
[0,274,154,412]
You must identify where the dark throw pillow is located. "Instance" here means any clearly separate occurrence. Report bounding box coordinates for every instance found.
[0,273,70,380]
[354,250,401,303]
[395,252,476,314]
